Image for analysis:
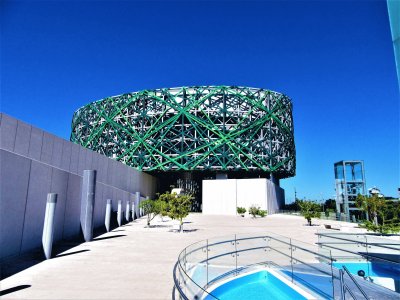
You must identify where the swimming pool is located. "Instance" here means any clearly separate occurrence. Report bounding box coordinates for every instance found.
[333,261,400,292]
[204,269,316,300]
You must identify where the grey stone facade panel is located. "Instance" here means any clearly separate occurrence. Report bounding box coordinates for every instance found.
[14,120,32,156]
[40,132,54,164]
[61,140,72,171]
[63,173,81,240]
[69,143,80,174]
[0,150,31,259]
[51,136,64,168]
[0,113,17,151]
[84,148,93,171]
[93,183,104,229]
[20,161,52,253]
[50,168,69,242]
[0,113,156,258]
[28,127,43,161]
[77,147,86,175]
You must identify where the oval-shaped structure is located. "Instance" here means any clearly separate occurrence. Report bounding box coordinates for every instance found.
[71,86,295,179]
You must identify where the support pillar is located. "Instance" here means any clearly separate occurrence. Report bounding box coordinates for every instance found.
[131,196,135,220]
[117,200,122,226]
[42,193,57,260]
[80,170,96,242]
[135,192,140,218]
[125,200,130,222]
[105,199,112,232]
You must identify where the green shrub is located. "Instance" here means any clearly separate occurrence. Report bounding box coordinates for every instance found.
[237,207,246,215]
[249,206,260,218]
[257,210,267,217]
[298,200,321,226]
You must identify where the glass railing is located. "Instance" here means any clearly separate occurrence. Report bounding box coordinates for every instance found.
[174,232,337,300]
[317,231,400,295]
[173,232,400,299]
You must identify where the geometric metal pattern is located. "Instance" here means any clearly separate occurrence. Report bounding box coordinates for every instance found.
[71,86,295,178]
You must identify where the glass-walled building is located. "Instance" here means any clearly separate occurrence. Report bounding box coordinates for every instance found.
[387,0,400,88]
[334,160,366,222]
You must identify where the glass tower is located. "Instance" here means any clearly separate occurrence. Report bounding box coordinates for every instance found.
[387,0,400,88]
[334,160,366,222]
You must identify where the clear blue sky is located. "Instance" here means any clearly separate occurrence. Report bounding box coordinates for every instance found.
[1,0,399,201]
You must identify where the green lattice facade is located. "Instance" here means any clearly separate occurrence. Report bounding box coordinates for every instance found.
[71,86,295,179]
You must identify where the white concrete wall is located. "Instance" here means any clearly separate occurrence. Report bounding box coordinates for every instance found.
[237,179,268,212]
[202,179,237,215]
[202,178,284,216]
[0,113,157,259]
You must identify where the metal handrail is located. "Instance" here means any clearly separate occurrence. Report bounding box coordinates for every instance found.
[184,234,334,263]
[172,261,189,300]
[317,242,400,265]
[316,232,400,251]
[340,265,370,300]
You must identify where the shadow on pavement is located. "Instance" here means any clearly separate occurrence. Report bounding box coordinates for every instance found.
[0,219,130,280]
[0,240,83,280]
[92,234,126,241]
[0,285,31,296]
[55,249,90,258]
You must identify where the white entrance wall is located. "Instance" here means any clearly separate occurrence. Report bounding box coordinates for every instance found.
[202,179,237,215]
[202,178,284,215]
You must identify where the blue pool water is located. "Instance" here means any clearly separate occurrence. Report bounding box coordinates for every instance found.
[332,261,400,279]
[204,270,308,300]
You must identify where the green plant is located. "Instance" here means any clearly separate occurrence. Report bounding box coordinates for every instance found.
[257,210,267,217]
[237,207,246,215]
[298,200,321,226]
[249,206,260,218]
[139,199,157,226]
[154,199,168,220]
[356,195,400,234]
[168,193,192,233]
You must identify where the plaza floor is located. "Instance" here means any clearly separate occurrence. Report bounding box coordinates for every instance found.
[0,214,360,299]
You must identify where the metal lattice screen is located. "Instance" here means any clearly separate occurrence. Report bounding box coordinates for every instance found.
[71,86,295,178]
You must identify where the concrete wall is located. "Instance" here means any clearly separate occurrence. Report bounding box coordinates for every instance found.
[0,113,157,259]
[202,178,284,216]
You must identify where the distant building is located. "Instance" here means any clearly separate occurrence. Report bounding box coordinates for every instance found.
[368,187,384,198]
[334,160,366,222]
[70,86,296,214]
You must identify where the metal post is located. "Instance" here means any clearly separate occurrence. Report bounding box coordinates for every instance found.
[42,193,57,260]
[206,239,209,286]
[125,200,130,222]
[330,251,335,299]
[339,269,346,300]
[105,199,112,232]
[234,234,238,276]
[135,192,140,218]
[290,238,294,283]
[80,170,97,242]
[117,200,122,226]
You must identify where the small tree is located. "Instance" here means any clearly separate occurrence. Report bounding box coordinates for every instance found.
[356,194,386,225]
[157,200,169,221]
[249,205,260,218]
[139,199,158,226]
[168,193,192,233]
[298,200,321,226]
[356,194,400,234]
[153,192,176,221]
